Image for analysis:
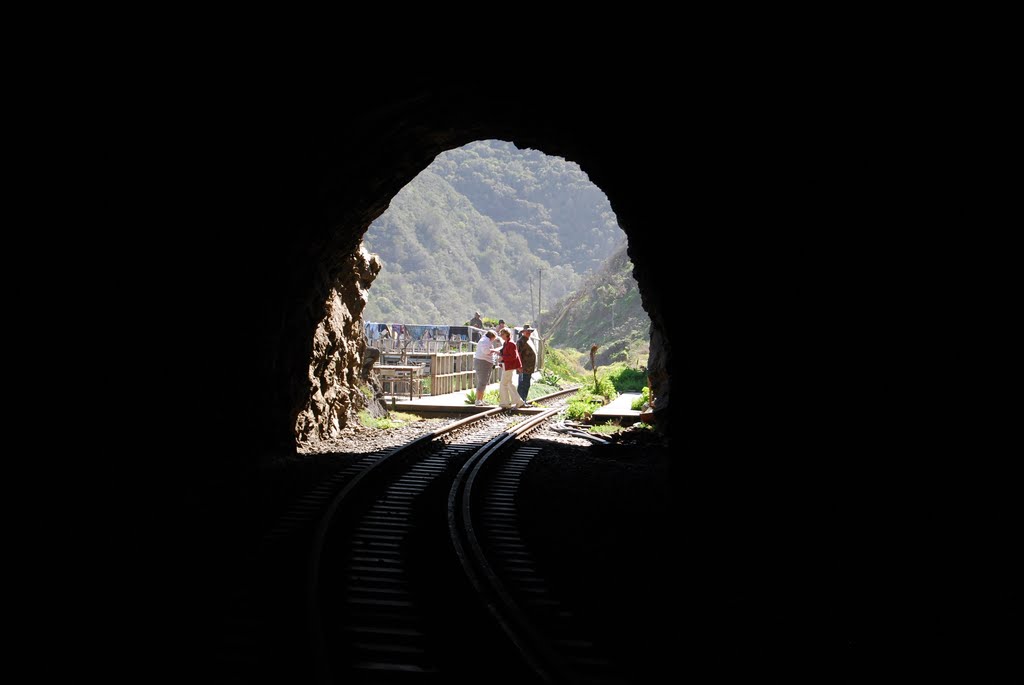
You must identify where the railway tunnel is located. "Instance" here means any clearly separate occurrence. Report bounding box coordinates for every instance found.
[114,73,918,681]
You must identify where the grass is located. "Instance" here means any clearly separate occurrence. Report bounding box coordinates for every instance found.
[543,347,588,385]
[546,349,649,401]
[464,388,501,405]
[462,380,558,405]
[527,381,558,400]
[358,410,424,430]
[602,363,648,393]
[590,423,625,435]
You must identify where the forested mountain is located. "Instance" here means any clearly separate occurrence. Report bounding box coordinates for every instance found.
[362,140,622,325]
[543,241,651,367]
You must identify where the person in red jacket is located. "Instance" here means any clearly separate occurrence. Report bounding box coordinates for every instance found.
[497,328,526,409]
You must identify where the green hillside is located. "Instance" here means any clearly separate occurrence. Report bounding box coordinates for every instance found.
[543,242,651,368]
[363,140,622,324]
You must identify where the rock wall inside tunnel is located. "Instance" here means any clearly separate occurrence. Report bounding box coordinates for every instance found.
[293,246,381,445]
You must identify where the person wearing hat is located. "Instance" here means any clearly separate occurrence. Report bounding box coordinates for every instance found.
[472,329,500,406]
[516,324,537,404]
[468,311,483,341]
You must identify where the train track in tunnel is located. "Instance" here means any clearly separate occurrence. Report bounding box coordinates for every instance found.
[449,409,633,684]
[309,409,535,682]
[212,387,592,683]
[308,390,579,684]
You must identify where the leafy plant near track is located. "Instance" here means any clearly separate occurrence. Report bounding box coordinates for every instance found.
[540,369,562,386]
[591,375,618,402]
[564,388,604,421]
[464,388,501,405]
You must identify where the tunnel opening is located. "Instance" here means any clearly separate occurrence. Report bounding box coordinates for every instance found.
[294,138,656,448]
[213,86,678,470]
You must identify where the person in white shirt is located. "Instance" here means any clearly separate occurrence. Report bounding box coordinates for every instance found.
[473,330,499,406]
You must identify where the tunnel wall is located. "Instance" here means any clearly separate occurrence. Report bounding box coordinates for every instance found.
[111,70,965,681]
[202,81,682,464]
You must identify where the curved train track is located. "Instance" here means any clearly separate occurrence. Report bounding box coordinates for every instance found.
[216,385,641,684]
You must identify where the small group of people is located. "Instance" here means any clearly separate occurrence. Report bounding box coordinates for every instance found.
[472,315,537,408]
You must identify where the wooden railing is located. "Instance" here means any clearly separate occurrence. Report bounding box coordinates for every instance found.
[430,351,499,396]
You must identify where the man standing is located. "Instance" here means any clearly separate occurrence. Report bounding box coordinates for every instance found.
[516,324,537,405]
[469,311,483,341]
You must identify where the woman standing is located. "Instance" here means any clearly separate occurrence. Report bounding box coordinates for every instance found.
[473,330,499,407]
[497,328,526,409]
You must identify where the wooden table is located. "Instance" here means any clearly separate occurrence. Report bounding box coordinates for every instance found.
[374,364,426,400]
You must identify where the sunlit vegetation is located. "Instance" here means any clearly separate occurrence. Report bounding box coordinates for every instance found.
[591,375,618,402]
[543,241,651,368]
[526,381,558,400]
[364,140,623,324]
[358,410,424,430]
[564,388,604,422]
[631,386,651,411]
[602,363,648,393]
[543,347,588,385]
[464,388,501,405]
[590,423,625,435]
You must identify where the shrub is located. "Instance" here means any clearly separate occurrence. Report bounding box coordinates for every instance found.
[540,369,561,386]
[592,375,617,402]
[564,388,603,421]
[605,365,647,393]
[631,386,650,411]
[565,399,599,422]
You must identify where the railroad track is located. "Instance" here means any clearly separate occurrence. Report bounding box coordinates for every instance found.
[449,408,632,684]
[215,385,640,683]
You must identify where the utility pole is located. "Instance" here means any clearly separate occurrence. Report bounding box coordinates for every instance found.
[538,268,542,327]
[529,278,536,325]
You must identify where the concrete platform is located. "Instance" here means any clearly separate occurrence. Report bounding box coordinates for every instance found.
[385,373,544,416]
[385,382,503,416]
[591,392,644,425]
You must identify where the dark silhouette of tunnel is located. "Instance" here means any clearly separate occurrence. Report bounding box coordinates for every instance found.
[93,72,975,682]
